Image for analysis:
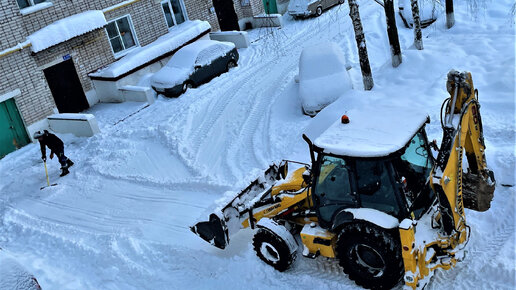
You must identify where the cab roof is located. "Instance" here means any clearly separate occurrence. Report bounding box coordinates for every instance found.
[313,108,429,158]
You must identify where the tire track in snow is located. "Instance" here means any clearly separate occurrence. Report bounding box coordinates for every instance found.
[428,186,516,289]
[171,10,355,184]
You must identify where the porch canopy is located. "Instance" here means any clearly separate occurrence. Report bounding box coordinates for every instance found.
[28,10,107,53]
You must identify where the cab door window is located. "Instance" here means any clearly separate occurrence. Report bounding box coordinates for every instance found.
[355,160,400,217]
[313,155,355,224]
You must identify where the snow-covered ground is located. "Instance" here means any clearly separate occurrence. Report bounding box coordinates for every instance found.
[1,0,514,289]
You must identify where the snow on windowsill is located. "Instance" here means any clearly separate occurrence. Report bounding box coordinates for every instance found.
[113,45,140,60]
[19,2,53,16]
[48,113,96,121]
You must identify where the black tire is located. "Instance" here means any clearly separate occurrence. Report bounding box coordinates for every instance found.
[337,222,403,289]
[339,0,345,4]
[182,81,193,93]
[316,6,323,17]
[253,228,296,272]
[226,60,237,72]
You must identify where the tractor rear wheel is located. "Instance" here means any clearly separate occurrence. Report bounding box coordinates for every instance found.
[253,228,296,272]
[336,222,403,289]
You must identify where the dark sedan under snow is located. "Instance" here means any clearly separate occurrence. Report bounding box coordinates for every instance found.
[151,40,239,97]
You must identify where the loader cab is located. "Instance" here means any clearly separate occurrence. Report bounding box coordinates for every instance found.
[307,111,435,230]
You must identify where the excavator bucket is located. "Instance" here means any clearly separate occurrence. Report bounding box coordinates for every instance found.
[191,162,287,249]
[463,170,496,212]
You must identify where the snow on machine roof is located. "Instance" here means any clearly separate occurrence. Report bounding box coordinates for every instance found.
[313,108,429,157]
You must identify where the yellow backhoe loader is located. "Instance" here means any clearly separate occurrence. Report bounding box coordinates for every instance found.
[191,70,495,289]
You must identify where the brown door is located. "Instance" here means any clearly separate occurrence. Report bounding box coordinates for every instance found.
[43,58,89,113]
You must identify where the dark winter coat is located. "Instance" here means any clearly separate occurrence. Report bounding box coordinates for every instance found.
[38,132,64,157]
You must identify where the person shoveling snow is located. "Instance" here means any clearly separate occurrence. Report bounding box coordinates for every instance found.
[34,130,74,177]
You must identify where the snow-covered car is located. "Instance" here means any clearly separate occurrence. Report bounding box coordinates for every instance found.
[0,250,41,290]
[298,42,352,116]
[398,0,440,28]
[288,0,345,19]
[151,40,239,97]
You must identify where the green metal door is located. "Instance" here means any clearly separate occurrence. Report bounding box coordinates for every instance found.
[262,0,278,14]
[0,98,30,158]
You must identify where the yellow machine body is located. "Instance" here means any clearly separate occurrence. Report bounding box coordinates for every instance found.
[192,70,495,290]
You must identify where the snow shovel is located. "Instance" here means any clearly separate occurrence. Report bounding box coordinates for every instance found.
[40,161,57,190]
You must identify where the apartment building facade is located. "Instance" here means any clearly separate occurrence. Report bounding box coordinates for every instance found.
[0,0,265,158]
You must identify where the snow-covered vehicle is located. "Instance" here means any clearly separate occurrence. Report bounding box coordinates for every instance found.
[151,40,239,98]
[398,0,440,28]
[192,71,496,289]
[0,250,41,290]
[288,0,345,19]
[298,42,352,116]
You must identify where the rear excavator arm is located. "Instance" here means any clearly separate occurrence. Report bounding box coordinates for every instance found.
[432,70,495,234]
[400,70,495,288]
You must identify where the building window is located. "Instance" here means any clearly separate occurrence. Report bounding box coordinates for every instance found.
[161,0,188,29]
[105,15,138,56]
[16,0,48,9]
[240,0,250,7]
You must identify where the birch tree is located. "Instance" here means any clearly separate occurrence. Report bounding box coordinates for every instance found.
[348,0,373,90]
[383,0,402,67]
[446,0,455,28]
[410,0,424,50]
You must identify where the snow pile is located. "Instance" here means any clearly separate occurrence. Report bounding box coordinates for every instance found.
[299,42,352,115]
[28,10,106,53]
[0,251,40,290]
[90,20,211,78]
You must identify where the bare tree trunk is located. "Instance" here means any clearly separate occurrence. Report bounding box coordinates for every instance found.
[410,0,424,50]
[446,0,455,28]
[383,0,402,67]
[348,0,374,90]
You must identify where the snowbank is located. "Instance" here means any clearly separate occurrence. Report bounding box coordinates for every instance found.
[0,251,40,290]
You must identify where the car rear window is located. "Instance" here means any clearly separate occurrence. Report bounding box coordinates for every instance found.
[299,43,347,80]
[195,43,233,66]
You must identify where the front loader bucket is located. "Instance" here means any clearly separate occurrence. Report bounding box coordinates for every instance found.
[191,213,229,249]
[191,162,286,249]
[463,170,495,212]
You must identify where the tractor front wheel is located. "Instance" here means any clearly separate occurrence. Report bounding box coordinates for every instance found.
[337,222,403,289]
[253,228,296,272]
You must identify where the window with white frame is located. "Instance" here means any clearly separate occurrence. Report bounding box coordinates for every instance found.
[161,0,188,29]
[16,0,48,9]
[105,15,138,56]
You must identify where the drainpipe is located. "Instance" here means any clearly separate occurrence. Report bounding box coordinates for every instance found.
[0,40,31,58]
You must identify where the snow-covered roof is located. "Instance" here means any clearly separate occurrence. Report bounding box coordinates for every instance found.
[89,20,211,79]
[313,108,428,157]
[28,10,106,53]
